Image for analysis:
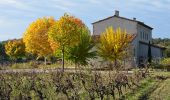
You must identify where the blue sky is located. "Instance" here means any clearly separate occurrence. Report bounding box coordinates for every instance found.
[0,0,170,41]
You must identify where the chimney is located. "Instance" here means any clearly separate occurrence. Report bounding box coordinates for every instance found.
[115,10,119,16]
[133,18,136,21]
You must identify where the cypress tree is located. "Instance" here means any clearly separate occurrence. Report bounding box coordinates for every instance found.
[148,41,152,63]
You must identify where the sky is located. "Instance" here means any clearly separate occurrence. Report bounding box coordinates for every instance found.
[0,0,170,41]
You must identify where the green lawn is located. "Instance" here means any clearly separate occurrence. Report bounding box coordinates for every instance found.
[149,78,170,100]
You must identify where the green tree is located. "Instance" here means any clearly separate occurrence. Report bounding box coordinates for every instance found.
[48,13,85,71]
[148,41,152,63]
[66,27,96,70]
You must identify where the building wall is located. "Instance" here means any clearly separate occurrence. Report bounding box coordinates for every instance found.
[93,17,138,35]
[137,24,152,43]
[139,43,148,59]
[131,36,139,64]
[151,46,163,58]
[137,24,152,63]
[139,43,163,59]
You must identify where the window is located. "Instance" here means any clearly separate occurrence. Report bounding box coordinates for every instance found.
[141,30,149,40]
[143,31,144,40]
[145,33,147,40]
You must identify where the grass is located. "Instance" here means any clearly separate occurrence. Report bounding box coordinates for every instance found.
[124,77,158,100]
[0,61,75,70]
[152,71,170,77]
[149,76,170,100]
[124,71,170,100]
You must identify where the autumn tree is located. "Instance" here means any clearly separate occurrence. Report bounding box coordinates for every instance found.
[48,13,85,71]
[98,27,132,70]
[23,17,57,65]
[66,27,96,70]
[5,39,25,61]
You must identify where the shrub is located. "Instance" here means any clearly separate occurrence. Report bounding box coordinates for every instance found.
[160,58,170,70]
[160,58,170,66]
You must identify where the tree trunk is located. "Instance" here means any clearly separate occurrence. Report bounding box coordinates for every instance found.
[114,59,117,69]
[62,46,65,72]
[44,57,47,65]
[75,64,77,72]
[109,62,112,80]
[114,59,119,73]
[75,60,77,72]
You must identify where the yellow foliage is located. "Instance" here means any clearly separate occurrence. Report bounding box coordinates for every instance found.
[5,39,25,59]
[98,27,132,62]
[48,13,86,70]
[23,17,57,57]
[48,14,85,49]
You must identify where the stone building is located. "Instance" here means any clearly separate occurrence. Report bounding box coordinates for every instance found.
[92,10,165,66]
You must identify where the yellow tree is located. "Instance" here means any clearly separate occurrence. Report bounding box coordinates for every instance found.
[5,39,25,61]
[23,17,57,65]
[98,27,133,70]
[48,13,85,71]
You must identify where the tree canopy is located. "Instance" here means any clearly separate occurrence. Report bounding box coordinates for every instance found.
[23,17,57,59]
[66,27,96,68]
[48,14,85,48]
[98,27,132,69]
[5,39,25,60]
[48,13,86,71]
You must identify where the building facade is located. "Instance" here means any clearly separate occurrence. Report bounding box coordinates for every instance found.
[92,11,165,66]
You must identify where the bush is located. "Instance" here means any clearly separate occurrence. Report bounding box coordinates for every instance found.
[151,62,164,69]
[28,61,39,68]
[160,58,170,66]
[161,58,170,71]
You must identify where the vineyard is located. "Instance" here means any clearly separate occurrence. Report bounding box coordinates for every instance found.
[1,69,170,100]
[0,8,169,100]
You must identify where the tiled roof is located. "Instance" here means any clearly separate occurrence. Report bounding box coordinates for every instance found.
[92,15,153,30]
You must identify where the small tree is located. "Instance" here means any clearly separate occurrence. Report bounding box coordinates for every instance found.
[48,13,85,71]
[98,27,132,70]
[23,17,56,65]
[5,39,25,62]
[148,41,152,64]
[66,27,97,70]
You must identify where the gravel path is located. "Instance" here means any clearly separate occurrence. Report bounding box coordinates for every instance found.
[0,68,134,74]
